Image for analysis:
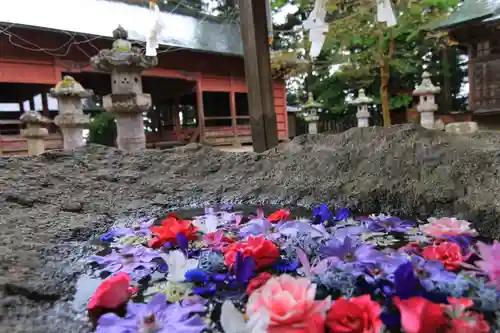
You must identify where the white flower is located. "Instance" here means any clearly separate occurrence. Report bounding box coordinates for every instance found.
[220,300,269,333]
[160,250,198,282]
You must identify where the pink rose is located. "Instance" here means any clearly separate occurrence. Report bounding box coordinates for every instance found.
[87,272,135,310]
[422,241,466,271]
[421,217,477,238]
[326,295,382,333]
[246,274,331,333]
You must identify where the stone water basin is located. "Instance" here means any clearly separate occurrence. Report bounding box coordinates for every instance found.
[75,205,500,333]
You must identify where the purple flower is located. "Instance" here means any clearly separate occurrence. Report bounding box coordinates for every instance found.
[320,237,382,266]
[313,204,333,224]
[95,293,206,333]
[88,246,160,280]
[100,219,154,242]
[362,252,409,283]
[361,214,414,233]
[239,218,274,238]
[410,256,456,290]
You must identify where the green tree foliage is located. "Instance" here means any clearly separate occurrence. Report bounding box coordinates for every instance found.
[271,0,466,123]
[88,112,117,147]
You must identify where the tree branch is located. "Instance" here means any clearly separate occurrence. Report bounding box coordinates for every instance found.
[387,28,395,59]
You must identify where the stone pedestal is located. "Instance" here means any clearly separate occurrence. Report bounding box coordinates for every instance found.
[304,114,319,134]
[50,76,91,150]
[351,89,373,128]
[445,121,479,135]
[20,111,50,156]
[413,72,441,130]
[90,25,157,152]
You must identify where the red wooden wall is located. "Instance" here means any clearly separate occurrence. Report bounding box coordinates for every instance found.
[0,27,288,138]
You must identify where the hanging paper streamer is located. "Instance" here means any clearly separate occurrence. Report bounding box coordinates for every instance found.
[265,0,274,45]
[303,0,329,58]
[145,1,164,57]
[376,0,397,27]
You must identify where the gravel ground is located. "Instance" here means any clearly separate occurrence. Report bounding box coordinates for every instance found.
[1,124,500,333]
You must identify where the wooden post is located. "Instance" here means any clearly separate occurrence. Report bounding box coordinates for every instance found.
[195,77,205,143]
[29,98,35,111]
[229,91,239,146]
[237,0,278,153]
[173,97,181,141]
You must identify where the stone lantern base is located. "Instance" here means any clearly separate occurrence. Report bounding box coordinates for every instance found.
[419,110,435,129]
[103,93,151,152]
[21,127,49,155]
[54,113,90,150]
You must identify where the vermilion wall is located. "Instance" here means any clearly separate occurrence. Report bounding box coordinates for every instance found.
[0,27,288,138]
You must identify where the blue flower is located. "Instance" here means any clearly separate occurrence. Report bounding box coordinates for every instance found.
[313,204,333,224]
[272,258,299,273]
[185,269,210,284]
[410,256,456,290]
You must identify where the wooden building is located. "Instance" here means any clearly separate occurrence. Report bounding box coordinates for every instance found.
[435,0,500,129]
[0,0,288,154]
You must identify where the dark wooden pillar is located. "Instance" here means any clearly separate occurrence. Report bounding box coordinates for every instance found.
[195,76,205,143]
[29,98,35,111]
[229,91,239,146]
[238,0,278,153]
[41,93,50,117]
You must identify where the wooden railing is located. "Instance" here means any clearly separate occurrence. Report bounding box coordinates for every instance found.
[0,134,63,156]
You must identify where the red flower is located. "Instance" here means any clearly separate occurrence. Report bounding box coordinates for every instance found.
[422,242,466,271]
[205,231,234,244]
[445,298,490,333]
[326,295,382,333]
[267,209,290,223]
[222,236,280,269]
[87,273,136,310]
[149,216,198,248]
[246,272,273,296]
[393,296,447,333]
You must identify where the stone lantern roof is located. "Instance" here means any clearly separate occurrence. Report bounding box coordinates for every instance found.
[20,110,51,125]
[413,72,441,96]
[49,76,93,98]
[351,89,373,105]
[301,92,323,110]
[90,25,158,72]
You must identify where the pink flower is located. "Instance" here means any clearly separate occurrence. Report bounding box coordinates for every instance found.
[446,298,490,333]
[421,217,477,238]
[246,274,331,333]
[475,241,500,290]
[393,296,447,333]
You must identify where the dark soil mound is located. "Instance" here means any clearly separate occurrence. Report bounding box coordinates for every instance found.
[1,124,500,332]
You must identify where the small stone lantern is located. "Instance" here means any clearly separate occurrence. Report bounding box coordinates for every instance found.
[90,25,158,152]
[413,72,441,129]
[20,110,50,155]
[301,93,322,134]
[351,89,373,128]
[50,76,91,150]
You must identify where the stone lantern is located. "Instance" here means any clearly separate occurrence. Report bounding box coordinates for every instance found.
[412,72,441,129]
[50,76,91,150]
[301,93,322,134]
[351,89,373,128]
[20,110,50,155]
[90,25,158,152]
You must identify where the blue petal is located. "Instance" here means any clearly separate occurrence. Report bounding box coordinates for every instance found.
[176,233,189,251]
[334,208,350,221]
[185,269,209,284]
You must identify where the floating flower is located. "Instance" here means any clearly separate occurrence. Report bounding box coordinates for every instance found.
[161,250,199,282]
[267,209,290,223]
[410,256,456,290]
[474,241,500,290]
[422,241,468,271]
[421,217,478,238]
[246,275,331,333]
[246,272,273,296]
[203,230,234,250]
[95,293,206,333]
[88,246,160,280]
[221,300,269,333]
[88,272,136,310]
[326,295,382,333]
[393,296,447,333]
[446,298,490,333]
[149,216,198,248]
[320,236,382,267]
[193,210,236,234]
[362,214,414,233]
[223,236,280,270]
[149,280,193,303]
[312,204,333,224]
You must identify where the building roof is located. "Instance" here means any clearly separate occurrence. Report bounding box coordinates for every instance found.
[0,0,243,56]
[434,0,500,29]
